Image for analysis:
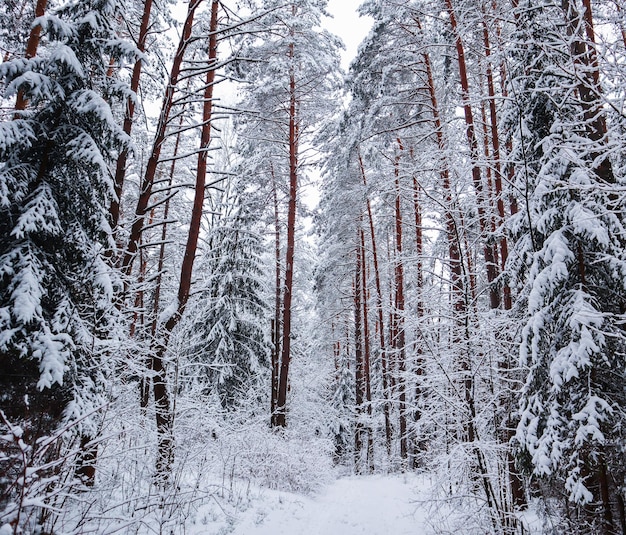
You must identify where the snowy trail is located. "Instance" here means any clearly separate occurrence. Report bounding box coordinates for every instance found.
[228,475,430,535]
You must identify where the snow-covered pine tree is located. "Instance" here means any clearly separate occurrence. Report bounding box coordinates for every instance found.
[0,0,135,508]
[315,123,363,467]
[507,1,626,532]
[183,193,271,410]
[231,0,342,427]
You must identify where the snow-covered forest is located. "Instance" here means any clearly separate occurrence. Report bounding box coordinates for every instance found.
[1,0,626,533]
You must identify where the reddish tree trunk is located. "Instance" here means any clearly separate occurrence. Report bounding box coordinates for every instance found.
[445,0,500,310]
[150,121,183,341]
[354,230,365,472]
[482,8,528,509]
[394,141,407,462]
[14,0,47,112]
[110,0,155,230]
[270,167,281,422]
[121,0,201,279]
[274,34,298,428]
[414,14,467,317]
[411,174,426,467]
[563,0,614,185]
[358,153,392,455]
[151,0,219,478]
[481,13,510,281]
[360,228,375,472]
[418,6,471,454]
[437,6,519,518]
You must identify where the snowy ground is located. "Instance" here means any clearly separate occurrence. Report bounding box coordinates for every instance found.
[187,473,451,535]
[230,475,426,535]
[185,473,545,535]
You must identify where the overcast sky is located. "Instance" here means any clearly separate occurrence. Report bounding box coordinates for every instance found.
[323,0,373,69]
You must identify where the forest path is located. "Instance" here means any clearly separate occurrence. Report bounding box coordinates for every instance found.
[228,474,432,535]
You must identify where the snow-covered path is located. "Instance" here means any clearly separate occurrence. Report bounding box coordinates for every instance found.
[228,475,430,535]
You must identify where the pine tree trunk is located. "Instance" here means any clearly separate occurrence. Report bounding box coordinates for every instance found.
[121,0,201,279]
[416,14,465,316]
[481,11,527,509]
[151,0,219,478]
[110,0,155,230]
[481,12,510,292]
[270,168,281,424]
[274,37,298,428]
[394,142,407,463]
[354,231,365,472]
[14,0,47,112]
[563,0,615,185]
[360,228,375,473]
[358,152,392,456]
[418,12,502,525]
[445,0,500,310]
[411,174,425,468]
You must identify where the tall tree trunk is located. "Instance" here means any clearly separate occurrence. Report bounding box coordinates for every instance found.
[419,12,502,526]
[141,119,183,412]
[274,31,298,428]
[563,0,615,185]
[121,0,202,279]
[394,141,407,463]
[360,228,375,473]
[358,152,392,456]
[481,7,527,510]
[411,174,426,468]
[415,14,465,316]
[445,0,500,310]
[481,11,510,300]
[151,0,219,478]
[110,0,155,230]
[14,0,47,112]
[270,166,281,423]
[354,230,365,472]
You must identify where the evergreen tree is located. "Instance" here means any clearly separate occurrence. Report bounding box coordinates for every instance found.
[0,0,135,500]
[232,0,342,426]
[507,1,626,531]
[183,197,271,410]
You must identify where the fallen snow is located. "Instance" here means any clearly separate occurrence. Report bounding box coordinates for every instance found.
[191,474,433,535]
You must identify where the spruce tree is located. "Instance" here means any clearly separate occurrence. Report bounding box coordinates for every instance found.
[183,198,271,410]
[507,1,626,531]
[0,0,135,498]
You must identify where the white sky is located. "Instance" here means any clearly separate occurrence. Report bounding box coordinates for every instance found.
[323,0,373,69]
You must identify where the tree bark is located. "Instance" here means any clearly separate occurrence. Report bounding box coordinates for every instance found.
[445,0,500,310]
[274,30,298,428]
[360,228,375,473]
[110,0,155,230]
[481,12,510,304]
[354,229,365,472]
[270,166,281,423]
[358,152,392,456]
[151,0,219,478]
[562,0,615,185]
[411,173,426,467]
[394,140,407,463]
[121,0,202,279]
[14,0,47,113]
